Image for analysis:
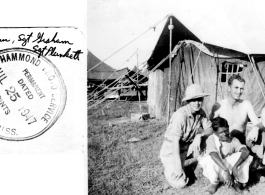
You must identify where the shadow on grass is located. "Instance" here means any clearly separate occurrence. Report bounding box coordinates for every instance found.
[185,161,198,186]
[184,160,265,192]
[247,168,265,188]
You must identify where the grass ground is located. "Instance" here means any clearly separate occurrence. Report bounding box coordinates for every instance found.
[88,101,265,195]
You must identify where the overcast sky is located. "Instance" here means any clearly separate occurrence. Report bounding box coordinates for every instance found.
[88,0,265,70]
[87,0,203,70]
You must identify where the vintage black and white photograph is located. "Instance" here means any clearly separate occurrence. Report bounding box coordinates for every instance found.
[88,0,265,194]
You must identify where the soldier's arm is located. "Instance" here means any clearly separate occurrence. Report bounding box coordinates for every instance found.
[261,107,265,131]
[246,100,264,130]
[246,101,265,143]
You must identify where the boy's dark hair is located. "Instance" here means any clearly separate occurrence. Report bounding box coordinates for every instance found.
[228,74,245,86]
[211,117,229,132]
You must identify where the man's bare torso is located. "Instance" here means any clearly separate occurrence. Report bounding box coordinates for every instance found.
[211,99,248,132]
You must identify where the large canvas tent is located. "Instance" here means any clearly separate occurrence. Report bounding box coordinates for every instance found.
[147,15,265,119]
[88,50,148,100]
[87,51,128,86]
[87,50,148,86]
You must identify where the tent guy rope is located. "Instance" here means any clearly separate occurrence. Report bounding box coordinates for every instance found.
[88,14,169,72]
[189,42,204,81]
[88,50,138,96]
[88,51,151,101]
[88,65,147,103]
[88,50,174,116]
[88,61,147,109]
[88,49,152,98]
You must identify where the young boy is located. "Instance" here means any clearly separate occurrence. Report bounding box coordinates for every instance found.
[199,117,253,194]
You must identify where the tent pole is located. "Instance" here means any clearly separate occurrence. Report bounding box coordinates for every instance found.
[137,48,142,113]
[167,17,174,125]
[215,57,219,102]
[215,65,219,102]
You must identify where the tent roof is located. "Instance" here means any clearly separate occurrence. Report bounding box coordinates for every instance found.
[87,51,148,83]
[147,9,265,69]
[87,51,115,72]
[87,51,128,80]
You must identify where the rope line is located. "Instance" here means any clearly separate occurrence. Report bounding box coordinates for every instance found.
[87,54,149,101]
[88,38,181,115]
[89,51,171,110]
[88,73,148,112]
[88,49,151,99]
[87,41,193,117]
[88,75,149,119]
[88,64,147,109]
[88,68,147,113]
[88,50,138,95]
[88,75,134,107]
[89,68,141,100]
[88,65,141,100]
[88,49,151,101]
[189,42,204,81]
[89,67,146,104]
[88,14,169,72]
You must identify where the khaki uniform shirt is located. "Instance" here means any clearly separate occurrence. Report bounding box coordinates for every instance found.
[160,105,212,157]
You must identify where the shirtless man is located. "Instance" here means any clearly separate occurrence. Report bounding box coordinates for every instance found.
[210,74,265,164]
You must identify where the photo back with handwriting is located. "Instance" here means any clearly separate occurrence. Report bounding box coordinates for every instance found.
[0,27,87,195]
[0,28,86,154]
[0,1,87,194]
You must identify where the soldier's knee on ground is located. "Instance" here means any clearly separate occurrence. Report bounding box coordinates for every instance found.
[164,169,189,189]
[168,176,189,189]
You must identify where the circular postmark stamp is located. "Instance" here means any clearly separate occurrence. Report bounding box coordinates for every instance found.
[0,48,66,141]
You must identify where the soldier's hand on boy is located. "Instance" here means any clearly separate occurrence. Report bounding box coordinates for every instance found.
[187,133,202,156]
[247,126,259,142]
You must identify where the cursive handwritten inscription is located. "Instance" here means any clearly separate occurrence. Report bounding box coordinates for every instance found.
[16,32,83,60]
[33,32,73,45]
[0,38,10,42]
[33,45,82,60]
[18,32,33,46]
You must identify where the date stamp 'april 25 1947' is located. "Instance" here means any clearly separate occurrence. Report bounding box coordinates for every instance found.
[0,48,66,141]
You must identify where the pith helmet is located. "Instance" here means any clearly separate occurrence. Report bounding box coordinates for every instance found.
[182,84,209,101]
